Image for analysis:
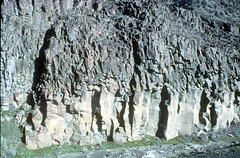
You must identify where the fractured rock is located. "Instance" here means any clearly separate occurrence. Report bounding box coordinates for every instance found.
[37,131,52,148]
[1,0,239,149]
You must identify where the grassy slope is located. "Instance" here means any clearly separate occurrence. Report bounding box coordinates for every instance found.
[1,112,186,158]
[1,111,239,158]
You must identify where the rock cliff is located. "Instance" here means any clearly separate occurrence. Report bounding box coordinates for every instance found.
[1,0,240,149]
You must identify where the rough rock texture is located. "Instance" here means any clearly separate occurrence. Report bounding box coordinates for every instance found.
[1,0,240,149]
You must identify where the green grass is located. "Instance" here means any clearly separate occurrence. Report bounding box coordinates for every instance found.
[1,107,189,157]
[1,109,85,157]
[231,146,240,152]
[2,109,239,157]
[219,136,240,142]
[1,112,189,158]
[15,144,84,157]
[1,120,22,157]
[1,116,83,157]
[180,151,187,155]
[99,135,188,150]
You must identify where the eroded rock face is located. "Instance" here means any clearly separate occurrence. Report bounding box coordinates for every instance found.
[1,0,240,149]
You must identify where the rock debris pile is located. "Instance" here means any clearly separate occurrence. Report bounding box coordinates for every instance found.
[1,0,239,149]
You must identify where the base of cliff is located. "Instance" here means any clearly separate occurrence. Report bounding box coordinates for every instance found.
[1,111,240,157]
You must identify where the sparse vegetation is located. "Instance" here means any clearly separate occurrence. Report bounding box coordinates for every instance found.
[1,109,240,157]
[1,110,24,157]
[180,151,187,156]
[0,110,195,158]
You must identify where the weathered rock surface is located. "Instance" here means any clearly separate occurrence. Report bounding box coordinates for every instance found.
[55,142,240,158]
[1,0,240,149]
[42,123,240,158]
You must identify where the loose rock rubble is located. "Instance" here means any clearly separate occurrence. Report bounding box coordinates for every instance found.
[1,0,240,149]
[53,123,240,158]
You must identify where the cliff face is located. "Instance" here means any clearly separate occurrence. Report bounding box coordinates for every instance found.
[1,0,240,149]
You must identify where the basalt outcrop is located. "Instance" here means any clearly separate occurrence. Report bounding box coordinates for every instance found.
[1,0,240,149]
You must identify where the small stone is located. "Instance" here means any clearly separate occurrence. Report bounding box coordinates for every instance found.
[26,135,38,150]
[228,134,234,137]
[14,93,27,104]
[37,132,52,148]
[200,134,208,142]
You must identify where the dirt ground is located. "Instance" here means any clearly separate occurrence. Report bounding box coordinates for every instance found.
[53,123,240,158]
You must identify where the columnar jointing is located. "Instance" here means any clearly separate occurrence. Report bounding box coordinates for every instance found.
[1,0,239,149]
